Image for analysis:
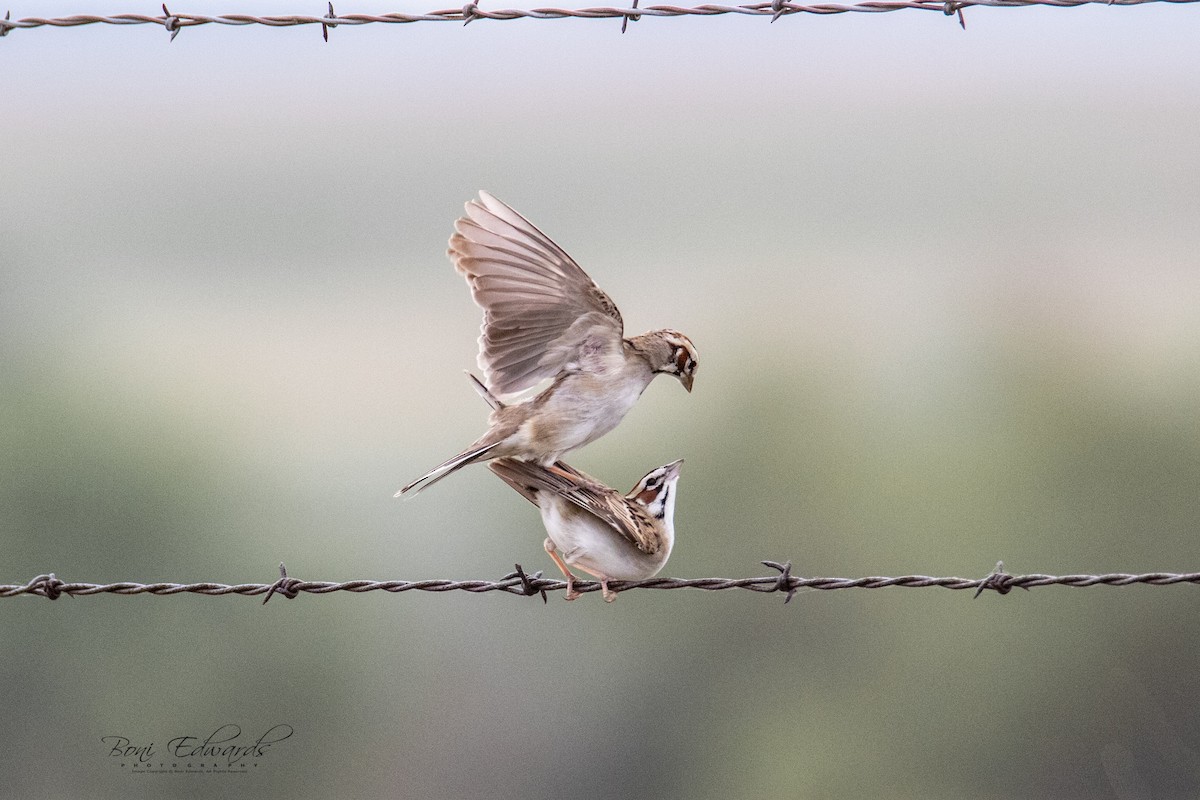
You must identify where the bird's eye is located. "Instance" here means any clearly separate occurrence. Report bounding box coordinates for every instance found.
[674,348,690,373]
[645,477,661,490]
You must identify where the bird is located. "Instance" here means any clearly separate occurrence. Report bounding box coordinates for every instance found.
[488,456,684,602]
[397,191,697,496]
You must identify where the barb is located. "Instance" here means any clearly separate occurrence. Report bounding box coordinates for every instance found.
[943,0,967,26]
[0,0,1194,39]
[322,1,336,39]
[3,562,1199,603]
[161,2,181,40]
[621,0,639,31]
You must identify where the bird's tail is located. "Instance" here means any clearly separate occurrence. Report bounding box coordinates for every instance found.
[396,440,505,497]
[487,457,542,507]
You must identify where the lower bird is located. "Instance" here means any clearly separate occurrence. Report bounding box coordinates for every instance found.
[488,457,684,602]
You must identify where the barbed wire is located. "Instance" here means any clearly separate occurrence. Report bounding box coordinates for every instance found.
[3,561,1198,604]
[0,0,1195,41]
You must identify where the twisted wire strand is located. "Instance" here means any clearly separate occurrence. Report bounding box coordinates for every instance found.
[3,562,1198,604]
[0,0,1195,40]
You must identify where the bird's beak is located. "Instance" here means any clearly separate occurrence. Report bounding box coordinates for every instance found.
[664,458,684,478]
[680,373,694,393]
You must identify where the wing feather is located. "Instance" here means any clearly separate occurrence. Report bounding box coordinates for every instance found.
[487,459,661,555]
[450,192,625,396]
[487,460,541,507]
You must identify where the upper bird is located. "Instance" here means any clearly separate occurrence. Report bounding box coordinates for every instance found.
[398,191,698,496]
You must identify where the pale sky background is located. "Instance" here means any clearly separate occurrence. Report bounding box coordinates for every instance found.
[3,3,1200,798]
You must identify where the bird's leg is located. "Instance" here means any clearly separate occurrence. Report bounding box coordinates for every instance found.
[546,462,581,482]
[548,461,606,492]
[600,577,618,603]
[544,538,582,601]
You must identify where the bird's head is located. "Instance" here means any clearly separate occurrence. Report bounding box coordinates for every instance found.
[629,459,685,526]
[636,329,698,393]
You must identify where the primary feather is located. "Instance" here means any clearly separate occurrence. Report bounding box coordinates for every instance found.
[450,191,625,396]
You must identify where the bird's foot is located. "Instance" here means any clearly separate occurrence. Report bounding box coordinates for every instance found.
[601,577,617,603]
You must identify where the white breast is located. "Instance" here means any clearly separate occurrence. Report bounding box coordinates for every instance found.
[539,498,667,581]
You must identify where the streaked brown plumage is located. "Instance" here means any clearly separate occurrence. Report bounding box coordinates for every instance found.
[489,457,683,602]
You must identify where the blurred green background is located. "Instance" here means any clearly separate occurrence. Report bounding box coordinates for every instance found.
[3,1,1200,796]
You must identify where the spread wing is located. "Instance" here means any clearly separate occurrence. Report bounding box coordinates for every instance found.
[488,459,661,555]
[449,191,625,396]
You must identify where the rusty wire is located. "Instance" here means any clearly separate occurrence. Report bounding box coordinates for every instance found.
[2,561,1199,604]
[0,0,1195,41]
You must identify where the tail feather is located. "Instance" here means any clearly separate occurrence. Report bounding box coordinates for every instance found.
[487,458,542,508]
[396,441,505,497]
